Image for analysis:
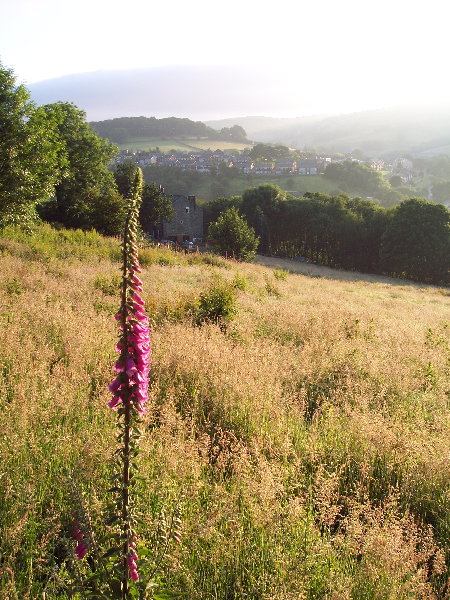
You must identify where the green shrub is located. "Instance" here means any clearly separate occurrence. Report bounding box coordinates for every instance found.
[232,272,248,290]
[273,268,289,280]
[208,207,259,262]
[195,281,238,329]
[93,273,121,295]
[4,277,24,295]
[264,278,281,297]
[188,252,230,268]
[138,247,180,267]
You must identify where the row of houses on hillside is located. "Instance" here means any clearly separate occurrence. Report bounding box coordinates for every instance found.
[116,149,333,175]
[117,149,417,181]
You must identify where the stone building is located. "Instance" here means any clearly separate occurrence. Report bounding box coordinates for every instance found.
[161,195,203,242]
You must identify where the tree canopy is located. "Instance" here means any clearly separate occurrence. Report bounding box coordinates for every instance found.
[113,161,174,235]
[37,102,122,235]
[324,160,387,196]
[381,198,450,284]
[219,125,248,143]
[0,62,64,227]
[431,180,450,204]
[0,63,129,234]
[139,184,174,235]
[248,143,293,161]
[241,184,287,253]
[203,196,242,230]
[203,189,449,284]
[208,207,259,261]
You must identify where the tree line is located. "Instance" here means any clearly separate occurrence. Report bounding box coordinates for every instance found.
[89,116,248,145]
[204,185,450,285]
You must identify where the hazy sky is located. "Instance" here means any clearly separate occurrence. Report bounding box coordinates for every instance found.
[1,0,449,117]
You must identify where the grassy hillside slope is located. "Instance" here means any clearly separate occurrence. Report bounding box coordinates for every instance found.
[1,225,449,599]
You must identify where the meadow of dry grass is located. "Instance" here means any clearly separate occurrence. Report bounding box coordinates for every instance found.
[0,224,449,599]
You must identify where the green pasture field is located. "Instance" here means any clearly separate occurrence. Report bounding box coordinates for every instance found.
[119,137,251,153]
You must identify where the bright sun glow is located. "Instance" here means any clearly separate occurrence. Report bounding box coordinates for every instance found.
[1,0,449,117]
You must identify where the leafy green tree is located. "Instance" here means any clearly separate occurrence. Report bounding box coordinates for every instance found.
[389,175,403,188]
[139,183,174,235]
[416,154,450,179]
[381,198,450,284]
[203,196,242,230]
[230,125,248,142]
[324,161,387,197]
[0,62,64,227]
[220,125,248,142]
[208,207,259,261]
[346,196,388,272]
[79,188,127,236]
[241,184,287,215]
[38,102,120,231]
[90,115,218,142]
[241,184,287,252]
[431,180,450,204]
[113,160,138,198]
[350,149,367,160]
[113,162,174,235]
[270,192,389,272]
[249,143,291,161]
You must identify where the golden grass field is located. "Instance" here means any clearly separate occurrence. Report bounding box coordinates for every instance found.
[0,225,449,599]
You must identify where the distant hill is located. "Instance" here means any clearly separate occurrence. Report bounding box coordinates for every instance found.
[206,106,450,157]
[28,66,450,157]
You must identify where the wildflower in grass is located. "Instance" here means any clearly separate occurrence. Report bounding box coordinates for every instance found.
[71,169,179,598]
[108,178,150,414]
[72,517,89,560]
[106,168,150,595]
[75,540,88,560]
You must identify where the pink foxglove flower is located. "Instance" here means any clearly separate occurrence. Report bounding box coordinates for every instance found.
[107,169,150,588]
[73,523,83,541]
[132,292,144,305]
[72,517,88,560]
[75,541,88,560]
[107,396,121,409]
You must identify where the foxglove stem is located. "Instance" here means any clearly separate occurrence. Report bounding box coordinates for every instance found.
[107,169,148,599]
[121,210,132,600]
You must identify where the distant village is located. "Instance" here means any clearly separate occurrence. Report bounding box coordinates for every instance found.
[115,148,414,182]
[118,149,420,245]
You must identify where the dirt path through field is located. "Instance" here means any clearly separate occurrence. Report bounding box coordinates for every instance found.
[254,255,433,288]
